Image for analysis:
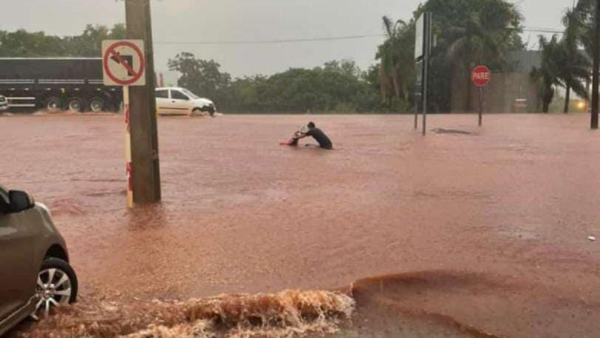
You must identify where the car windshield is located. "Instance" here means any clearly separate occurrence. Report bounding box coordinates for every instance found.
[181,89,199,99]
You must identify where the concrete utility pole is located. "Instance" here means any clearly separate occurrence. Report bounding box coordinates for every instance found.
[125,0,161,204]
[592,0,600,129]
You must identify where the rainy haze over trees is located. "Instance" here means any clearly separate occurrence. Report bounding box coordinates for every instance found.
[0,0,592,114]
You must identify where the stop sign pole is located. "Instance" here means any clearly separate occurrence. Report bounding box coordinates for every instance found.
[472,65,491,126]
[591,0,600,129]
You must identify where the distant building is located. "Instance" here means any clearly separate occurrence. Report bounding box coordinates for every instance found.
[450,51,542,113]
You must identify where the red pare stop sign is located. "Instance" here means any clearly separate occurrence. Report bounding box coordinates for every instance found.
[472,65,491,87]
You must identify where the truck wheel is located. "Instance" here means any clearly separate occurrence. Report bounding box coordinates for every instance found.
[67,98,85,113]
[44,97,62,112]
[89,97,105,112]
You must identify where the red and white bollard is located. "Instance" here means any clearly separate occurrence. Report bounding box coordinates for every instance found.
[123,86,134,208]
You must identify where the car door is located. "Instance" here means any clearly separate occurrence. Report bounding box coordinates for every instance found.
[155,89,170,115]
[0,190,35,321]
[169,89,193,115]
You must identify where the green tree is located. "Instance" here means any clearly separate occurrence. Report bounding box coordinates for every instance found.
[573,0,596,57]
[229,76,269,112]
[63,24,126,56]
[422,0,523,112]
[531,36,563,113]
[376,16,415,110]
[529,4,591,114]
[560,8,591,113]
[187,58,379,113]
[168,52,232,106]
[0,30,66,57]
[0,24,126,57]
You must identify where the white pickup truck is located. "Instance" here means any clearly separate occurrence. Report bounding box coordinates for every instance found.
[0,95,8,112]
[155,87,216,116]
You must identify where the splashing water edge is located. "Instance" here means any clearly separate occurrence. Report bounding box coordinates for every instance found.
[15,290,355,338]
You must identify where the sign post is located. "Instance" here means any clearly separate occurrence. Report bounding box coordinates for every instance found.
[123,86,133,207]
[471,65,491,127]
[479,87,484,126]
[102,39,155,208]
[592,0,600,129]
[125,0,162,206]
[415,12,432,135]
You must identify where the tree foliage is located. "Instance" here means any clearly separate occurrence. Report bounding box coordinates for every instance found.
[168,53,232,106]
[0,24,125,57]
[423,0,523,112]
[531,36,564,113]
[377,17,416,110]
[168,53,380,113]
[559,8,591,113]
[375,0,523,112]
[530,3,591,113]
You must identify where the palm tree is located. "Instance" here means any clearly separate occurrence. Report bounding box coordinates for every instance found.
[425,0,522,112]
[442,16,503,112]
[560,8,591,113]
[531,36,564,113]
[376,16,415,108]
[570,0,596,64]
[378,17,402,106]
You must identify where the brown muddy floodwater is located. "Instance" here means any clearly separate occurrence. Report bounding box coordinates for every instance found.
[1,113,600,338]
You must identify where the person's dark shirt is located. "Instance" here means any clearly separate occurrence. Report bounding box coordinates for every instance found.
[305,127,333,149]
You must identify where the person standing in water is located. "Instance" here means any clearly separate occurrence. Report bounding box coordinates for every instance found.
[289,122,333,150]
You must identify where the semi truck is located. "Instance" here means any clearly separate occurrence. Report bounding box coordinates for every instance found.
[0,58,122,112]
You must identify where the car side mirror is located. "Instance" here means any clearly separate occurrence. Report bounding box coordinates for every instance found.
[9,190,35,213]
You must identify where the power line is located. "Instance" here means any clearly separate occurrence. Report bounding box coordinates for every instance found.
[522,27,564,34]
[153,27,563,46]
[154,34,385,46]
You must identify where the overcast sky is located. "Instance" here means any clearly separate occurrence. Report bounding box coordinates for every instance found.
[0,0,574,79]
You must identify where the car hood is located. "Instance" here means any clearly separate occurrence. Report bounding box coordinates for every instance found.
[194,98,214,106]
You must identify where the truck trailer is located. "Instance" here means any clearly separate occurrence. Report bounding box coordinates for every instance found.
[0,58,122,112]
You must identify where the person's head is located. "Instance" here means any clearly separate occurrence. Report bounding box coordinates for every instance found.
[308,122,316,129]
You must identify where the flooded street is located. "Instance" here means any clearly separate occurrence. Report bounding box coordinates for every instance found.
[2,113,600,337]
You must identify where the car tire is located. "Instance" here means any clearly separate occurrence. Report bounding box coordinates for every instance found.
[89,97,106,113]
[67,98,85,113]
[44,97,62,112]
[31,258,78,320]
[191,108,203,117]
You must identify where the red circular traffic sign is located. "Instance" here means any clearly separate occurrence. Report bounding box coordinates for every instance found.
[103,41,146,86]
[472,65,491,87]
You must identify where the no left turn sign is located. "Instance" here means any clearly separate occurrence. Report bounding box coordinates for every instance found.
[102,40,146,86]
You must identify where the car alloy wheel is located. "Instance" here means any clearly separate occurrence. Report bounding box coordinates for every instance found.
[32,259,77,320]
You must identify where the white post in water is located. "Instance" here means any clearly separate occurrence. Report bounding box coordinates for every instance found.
[102,38,152,208]
[414,12,432,135]
[123,86,134,208]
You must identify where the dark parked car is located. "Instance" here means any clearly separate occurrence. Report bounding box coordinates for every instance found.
[0,184,78,336]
